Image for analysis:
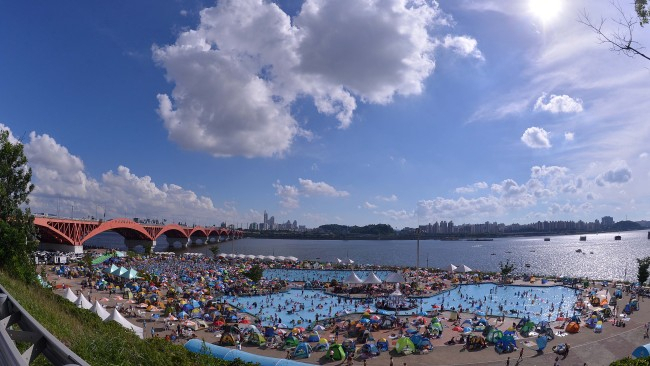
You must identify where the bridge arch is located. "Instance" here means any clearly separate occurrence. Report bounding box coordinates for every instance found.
[154,224,189,240]
[82,218,153,244]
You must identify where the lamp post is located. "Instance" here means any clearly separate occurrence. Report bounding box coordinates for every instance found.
[416,228,420,270]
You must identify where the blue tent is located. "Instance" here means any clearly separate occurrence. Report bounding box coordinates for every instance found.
[536,336,548,352]
[633,344,650,358]
[293,342,312,359]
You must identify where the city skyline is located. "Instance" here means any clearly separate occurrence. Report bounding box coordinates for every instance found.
[1,0,649,228]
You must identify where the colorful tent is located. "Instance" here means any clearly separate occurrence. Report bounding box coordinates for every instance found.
[329,344,346,361]
[395,337,416,355]
[633,344,650,358]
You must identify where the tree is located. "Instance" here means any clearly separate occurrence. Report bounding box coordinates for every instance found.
[209,244,220,259]
[498,260,516,283]
[0,129,38,283]
[244,265,264,283]
[637,257,650,285]
[579,1,650,61]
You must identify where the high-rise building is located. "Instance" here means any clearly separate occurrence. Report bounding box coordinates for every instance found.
[601,216,614,228]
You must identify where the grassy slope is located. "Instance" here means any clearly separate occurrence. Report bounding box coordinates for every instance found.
[0,271,251,366]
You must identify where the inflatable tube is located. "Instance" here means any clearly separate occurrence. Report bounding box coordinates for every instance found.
[185,339,310,366]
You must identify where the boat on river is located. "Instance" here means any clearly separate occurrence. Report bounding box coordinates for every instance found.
[579,236,587,241]
[544,238,550,241]
[615,235,622,240]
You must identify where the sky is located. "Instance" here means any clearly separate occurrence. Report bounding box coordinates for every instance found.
[1,0,649,229]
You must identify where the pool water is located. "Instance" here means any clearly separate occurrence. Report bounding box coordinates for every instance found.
[263,269,396,283]
[226,284,579,328]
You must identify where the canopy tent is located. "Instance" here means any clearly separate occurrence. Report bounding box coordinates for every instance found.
[121,268,140,280]
[287,256,299,262]
[457,265,473,273]
[74,294,92,309]
[92,253,113,265]
[90,300,110,320]
[342,272,363,284]
[106,308,143,338]
[384,272,406,283]
[112,266,128,277]
[63,288,78,303]
[446,264,458,272]
[363,272,383,284]
[104,264,119,275]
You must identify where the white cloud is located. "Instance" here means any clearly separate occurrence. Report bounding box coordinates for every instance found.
[418,196,501,219]
[640,152,648,159]
[455,181,488,194]
[274,177,349,209]
[154,0,445,157]
[521,127,551,149]
[564,132,574,141]
[273,181,300,209]
[363,202,377,209]
[376,194,398,202]
[298,178,349,197]
[534,93,584,114]
[376,209,413,221]
[596,163,632,186]
[438,35,484,60]
[19,129,232,225]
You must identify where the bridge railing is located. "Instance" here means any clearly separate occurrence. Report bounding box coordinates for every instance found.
[0,284,89,366]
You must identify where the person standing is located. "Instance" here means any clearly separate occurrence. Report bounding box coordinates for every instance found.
[506,356,510,366]
[518,347,524,361]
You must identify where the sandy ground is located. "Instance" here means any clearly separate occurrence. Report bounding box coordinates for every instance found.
[47,268,650,366]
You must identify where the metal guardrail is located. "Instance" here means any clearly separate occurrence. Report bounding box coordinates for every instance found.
[0,284,89,366]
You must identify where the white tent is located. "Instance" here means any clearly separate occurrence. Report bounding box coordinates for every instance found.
[74,293,93,310]
[90,300,110,320]
[104,264,119,275]
[276,256,287,261]
[446,264,458,272]
[236,254,246,259]
[342,271,363,284]
[287,256,298,262]
[63,288,78,303]
[348,258,355,264]
[457,265,473,273]
[264,256,276,261]
[384,272,406,283]
[106,308,144,338]
[363,272,383,284]
[336,258,342,263]
[245,254,256,259]
[255,255,266,260]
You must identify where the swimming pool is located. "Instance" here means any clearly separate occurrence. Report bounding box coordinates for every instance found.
[263,269,396,283]
[226,284,579,328]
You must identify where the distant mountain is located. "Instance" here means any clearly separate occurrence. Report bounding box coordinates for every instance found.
[636,220,650,228]
[613,220,643,231]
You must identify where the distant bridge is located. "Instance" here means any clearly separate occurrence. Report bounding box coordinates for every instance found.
[33,217,243,253]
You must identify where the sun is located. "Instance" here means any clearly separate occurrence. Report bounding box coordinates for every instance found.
[529,0,562,23]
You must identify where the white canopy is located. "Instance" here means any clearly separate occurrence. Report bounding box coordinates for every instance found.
[457,264,473,273]
[363,272,383,284]
[384,272,406,283]
[74,293,92,309]
[90,300,110,320]
[446,264,458,272]
[236,254,246,259]
[63,288,78,303]
[276,256,287,261]
[287,256,298,262]
[342,271,363,284]
[264,255,276,261]
[106,308,143,338]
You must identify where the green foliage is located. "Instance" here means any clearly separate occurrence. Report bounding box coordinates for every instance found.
[0,270,253,366]
[499,260,516,279]
[244,264,264,283]
[638,257,650,285]
[209,244,220,258]
[611,356,650,365]
[0,130,37,283]
[638,0,649,26]
[318,223,395,236]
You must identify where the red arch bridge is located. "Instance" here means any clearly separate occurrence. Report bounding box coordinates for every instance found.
[34,217,243,254]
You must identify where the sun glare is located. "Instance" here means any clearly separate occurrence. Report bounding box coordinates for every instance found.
[529,0,562,23]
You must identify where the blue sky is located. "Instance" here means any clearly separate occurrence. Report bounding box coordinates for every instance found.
[1,0,649,228]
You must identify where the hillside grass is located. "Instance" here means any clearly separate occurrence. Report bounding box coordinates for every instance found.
[0,271,252,366]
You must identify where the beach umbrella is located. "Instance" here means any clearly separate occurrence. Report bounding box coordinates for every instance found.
[446,264,458,272]
[457,265,473,273]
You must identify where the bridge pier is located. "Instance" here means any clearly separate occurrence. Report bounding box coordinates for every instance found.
[165,237,189,249]
[39,242,84,254]
[124,239,156,254]
[189,236,206,246]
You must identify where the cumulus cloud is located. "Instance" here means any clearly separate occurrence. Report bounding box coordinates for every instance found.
[418,196,501,218]
[274,178,349,209]
[521,127,551,149]
[10,127,232,224]
[640,152,648,159]
[596,164,632,186]
[376,209,413,221]
[438,35,484,60]
[153,0,462,158]
[299,178,349,197]
[455,181,488,194]
[564,132,574,141]
[0,123,19,144]
[273,181,301,209]
[534,93,583,114]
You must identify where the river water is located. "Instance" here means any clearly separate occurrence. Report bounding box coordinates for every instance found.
[85,230,650,280]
